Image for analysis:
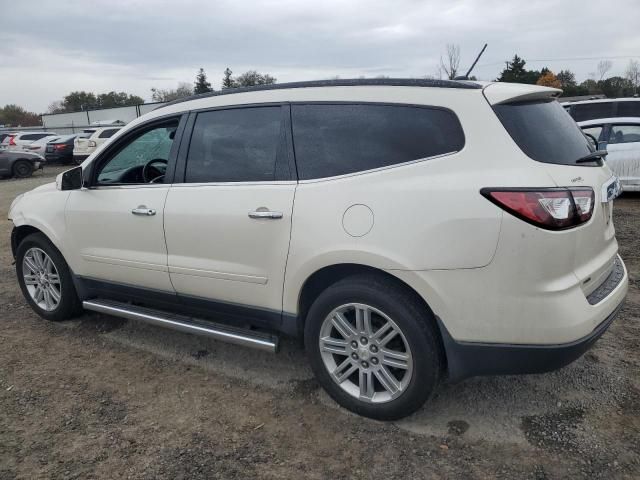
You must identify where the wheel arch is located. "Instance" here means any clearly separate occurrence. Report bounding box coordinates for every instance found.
[292,263,447,370]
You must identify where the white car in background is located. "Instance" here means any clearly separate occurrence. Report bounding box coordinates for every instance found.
[1,131,58,151]
[73,127,122,164]
[22,135,61,157]
[579,117,640,192]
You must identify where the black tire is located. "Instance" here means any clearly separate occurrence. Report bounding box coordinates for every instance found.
[15,233,82,321]
[12,160,33,178]
[304,273,442,420]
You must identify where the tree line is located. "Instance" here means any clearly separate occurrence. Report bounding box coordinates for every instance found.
[496,54,640,98]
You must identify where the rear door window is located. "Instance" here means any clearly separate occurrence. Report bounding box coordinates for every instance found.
[493,100,593,165]
[291,104,464,180]
[185,106,287,183]
[608,124,640,144]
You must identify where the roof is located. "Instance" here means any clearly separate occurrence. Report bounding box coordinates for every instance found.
[159,78,482,109]
[578,117,640,126]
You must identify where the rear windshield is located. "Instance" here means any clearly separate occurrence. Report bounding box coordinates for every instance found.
[493,100,593,166]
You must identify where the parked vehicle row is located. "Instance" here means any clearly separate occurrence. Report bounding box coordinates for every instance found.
[9,79,628,420]
[0,125,123,177]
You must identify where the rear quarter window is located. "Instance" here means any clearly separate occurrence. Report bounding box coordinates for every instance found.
[291,103,464,180]
[99,129,119,139]
[493,100,592,166]
[570,102,615,122]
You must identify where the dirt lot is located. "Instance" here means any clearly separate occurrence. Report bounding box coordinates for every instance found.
[1,166,638,479]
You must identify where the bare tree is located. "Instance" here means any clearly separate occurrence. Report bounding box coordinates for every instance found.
[625,59,640,94]
[597,60,613,81]
[440,44,461,80]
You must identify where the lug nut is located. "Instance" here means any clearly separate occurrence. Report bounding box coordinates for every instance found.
[360,337,368,345]
[370,345,378,353]
[361,361,369,368]
[352,353,359,360]
[351,341,358,349]
[371,357,379,365]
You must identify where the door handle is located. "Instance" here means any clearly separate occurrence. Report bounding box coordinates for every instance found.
[131,206,156,216]
[248,210,283,219]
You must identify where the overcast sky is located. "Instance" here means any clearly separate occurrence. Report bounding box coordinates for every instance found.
[1,0,639,113]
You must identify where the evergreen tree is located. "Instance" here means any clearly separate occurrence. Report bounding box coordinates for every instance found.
[222,68,235,89]
[497,55,540,84]
[194,68,213,94]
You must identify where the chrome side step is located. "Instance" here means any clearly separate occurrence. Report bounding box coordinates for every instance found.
[83,299,279,353]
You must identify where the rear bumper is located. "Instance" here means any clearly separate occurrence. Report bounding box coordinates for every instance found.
[439,299,624,382]
[45,152,73,163]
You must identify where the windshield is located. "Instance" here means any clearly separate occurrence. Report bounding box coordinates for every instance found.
[494,100,595,166]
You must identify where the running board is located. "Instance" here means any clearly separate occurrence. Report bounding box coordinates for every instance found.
[82,299,279,353]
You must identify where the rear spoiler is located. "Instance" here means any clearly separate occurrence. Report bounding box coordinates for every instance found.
[483,82,562,105]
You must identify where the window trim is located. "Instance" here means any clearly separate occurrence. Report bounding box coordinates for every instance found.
[290,101,466,181]
[174,103,295,184]
[86,113,187,188]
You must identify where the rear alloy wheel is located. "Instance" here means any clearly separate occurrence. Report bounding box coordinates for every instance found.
[319,303,413,404]
[305,274,441,420]
[13,160,33,178]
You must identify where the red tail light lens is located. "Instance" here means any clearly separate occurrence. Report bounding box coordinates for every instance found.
[9,135,16,146]
[481,188,595,230]
[54,144,67,150]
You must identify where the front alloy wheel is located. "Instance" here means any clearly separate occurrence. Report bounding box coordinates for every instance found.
[319,303,413,403]
[22,247,62,311]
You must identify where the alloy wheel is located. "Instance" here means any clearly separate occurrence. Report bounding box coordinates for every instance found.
[319,303,413,404]
[22,247,62,312]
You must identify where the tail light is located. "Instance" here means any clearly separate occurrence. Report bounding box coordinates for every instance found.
[481,188,595,230]
[9,135,16,146]
[54,144,67,150]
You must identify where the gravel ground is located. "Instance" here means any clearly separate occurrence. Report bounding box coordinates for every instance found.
[1,166,639,479]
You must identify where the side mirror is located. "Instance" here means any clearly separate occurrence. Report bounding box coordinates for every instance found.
[59,166,84,190]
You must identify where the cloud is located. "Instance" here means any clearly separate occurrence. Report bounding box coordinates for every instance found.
[1,0,638,112]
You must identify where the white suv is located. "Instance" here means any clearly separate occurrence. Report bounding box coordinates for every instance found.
[8,79,628,420]
[73,127,122,164]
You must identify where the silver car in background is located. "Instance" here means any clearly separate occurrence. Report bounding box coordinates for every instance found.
[579,117,640,192]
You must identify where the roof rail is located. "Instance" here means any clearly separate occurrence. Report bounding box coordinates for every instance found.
[157,78,482,110]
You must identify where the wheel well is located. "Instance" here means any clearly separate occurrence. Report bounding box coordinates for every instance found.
[297,263,447,368]
[11,225,43,258]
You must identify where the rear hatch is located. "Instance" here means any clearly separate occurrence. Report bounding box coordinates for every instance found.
[485,84,619,295]
[74,136,92,154]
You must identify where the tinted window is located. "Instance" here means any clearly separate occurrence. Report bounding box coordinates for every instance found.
[608,124,640,144]
[292,104,464,180]
[570,102,615,122]
[494,100,593,165]
[21,133,49,141]
[186,107,285,183]
[99,128,119,139]
[617,101,640,117]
